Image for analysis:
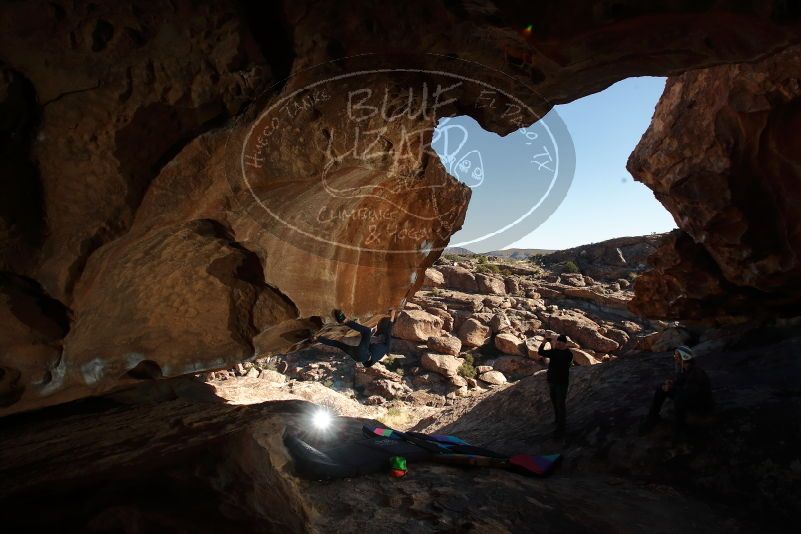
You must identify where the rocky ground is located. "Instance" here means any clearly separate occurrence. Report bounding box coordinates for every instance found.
[204,237,696,430]
[2,322,798,533]
[3,237,799,533]
[2,238,799,532]
[132,240,795,533]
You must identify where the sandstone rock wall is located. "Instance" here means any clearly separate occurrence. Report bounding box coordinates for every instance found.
[0,1,472,415]
[629,46,801,319]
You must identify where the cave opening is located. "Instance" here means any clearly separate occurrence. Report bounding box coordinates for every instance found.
[1,3,801,531]
[432,76,677,255]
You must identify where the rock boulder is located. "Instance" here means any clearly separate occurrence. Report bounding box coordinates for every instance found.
[494,333,525,356]
[493,356,541,377]
[571,349,602,366]
[489,312,512,334]
[394,310,444,343]
[476,274,506,296]
[478,370,507,386]
[547,311,620,354]
[426,308,455,332]
[457,318,491,348]
[439,266,478,293]
[420,353,462,378]
[426,334,462,357]
[423,268,445,289]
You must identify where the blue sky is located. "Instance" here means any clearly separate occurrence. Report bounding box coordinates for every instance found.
[433,76,676,251]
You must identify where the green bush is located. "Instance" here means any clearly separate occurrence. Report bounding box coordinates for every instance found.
[383,357,404,375]
[458,353,476,379]
[431,288,443,297]
[476,263,501,274]
[255,355,279,372]
[497,264,518,276]
[563,260,581,274]
[477,255,488,264]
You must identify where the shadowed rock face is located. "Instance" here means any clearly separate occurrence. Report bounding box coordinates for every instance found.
[2,0,801,414]
[629,45,801,320]
[416,335,801,532]
[1,337,798,532]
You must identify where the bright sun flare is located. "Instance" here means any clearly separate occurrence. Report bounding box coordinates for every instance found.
[311,409,332,430]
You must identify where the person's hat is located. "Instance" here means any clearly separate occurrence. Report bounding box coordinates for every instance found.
[675,345,694,361]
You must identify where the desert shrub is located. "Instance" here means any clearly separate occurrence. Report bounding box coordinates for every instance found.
[255,355,280,372]
[563,260,581,274]
[627,271,638,281]
[383,357,404,375]
[431,288,443,297]
[497,264,518,275]
[458,353,476,379]
[378,406,414,427]
[476,263,501,274]
[443,254,469,263]
[477,255,488,264]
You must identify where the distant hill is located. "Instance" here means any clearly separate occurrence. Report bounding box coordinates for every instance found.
[484,248,554,259]
[443,247,553,259]
[444,234,670,279]
[538,233,669,280]
[443,246,476,256]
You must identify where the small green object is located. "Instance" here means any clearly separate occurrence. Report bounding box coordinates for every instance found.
[390,456,407,471]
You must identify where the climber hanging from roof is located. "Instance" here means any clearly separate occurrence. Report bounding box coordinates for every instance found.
[313,309,397,367]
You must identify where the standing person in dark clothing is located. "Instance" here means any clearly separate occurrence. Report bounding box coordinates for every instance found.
[315,309,396,367]
[640,345,714,437]
[536,334,575,438]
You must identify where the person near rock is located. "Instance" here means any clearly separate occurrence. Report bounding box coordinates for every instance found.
[639,345,714,437]
[536,334,575,437]
[315,309,396,367]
